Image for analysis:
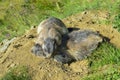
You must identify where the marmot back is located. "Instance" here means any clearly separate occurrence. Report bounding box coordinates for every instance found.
[66,30,103,60]
[37,17,68,35]
[53,30,103,63]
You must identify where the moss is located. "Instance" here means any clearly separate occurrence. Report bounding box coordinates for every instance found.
[1,66,31,80]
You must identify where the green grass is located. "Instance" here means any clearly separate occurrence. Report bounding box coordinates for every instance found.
[1,0,120,80]
[0,0,120,42]
[0,66,31,80]
[89,42,120,68]
[82,64,120,80]
[82,42,120,80]
[113,13,120,32]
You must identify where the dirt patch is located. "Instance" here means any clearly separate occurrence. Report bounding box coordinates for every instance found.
[0,28,88,80]
[63,10,120,48]
[0,10,120,80]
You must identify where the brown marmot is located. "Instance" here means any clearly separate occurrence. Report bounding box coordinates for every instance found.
[54,30,103,63]
[31,17,68,58]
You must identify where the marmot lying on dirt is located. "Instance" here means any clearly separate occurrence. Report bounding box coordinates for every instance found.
[54,30,103,63]
[31,17,68,58]
[31,17,103,63]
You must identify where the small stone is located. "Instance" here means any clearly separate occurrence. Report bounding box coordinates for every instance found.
[10,63,16,68]
[0,37,16,53]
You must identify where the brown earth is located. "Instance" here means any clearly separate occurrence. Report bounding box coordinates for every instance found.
[0,10,120,80]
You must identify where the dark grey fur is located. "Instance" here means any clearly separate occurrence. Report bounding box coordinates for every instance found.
[31,44,45,57]
[42,38,57,57]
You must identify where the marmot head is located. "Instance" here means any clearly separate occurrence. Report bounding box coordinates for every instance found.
[42,37,57,58]
[31,43,45,58]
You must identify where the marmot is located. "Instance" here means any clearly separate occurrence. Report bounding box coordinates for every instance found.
[54,30,103,63]
[31,17,68,58]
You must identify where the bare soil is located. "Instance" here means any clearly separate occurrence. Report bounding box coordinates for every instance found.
[0,10,120,80]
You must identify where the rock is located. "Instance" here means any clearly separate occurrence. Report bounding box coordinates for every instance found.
[0,37,16,53]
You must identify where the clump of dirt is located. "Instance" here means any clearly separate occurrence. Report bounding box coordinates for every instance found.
[0,10,120,80]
